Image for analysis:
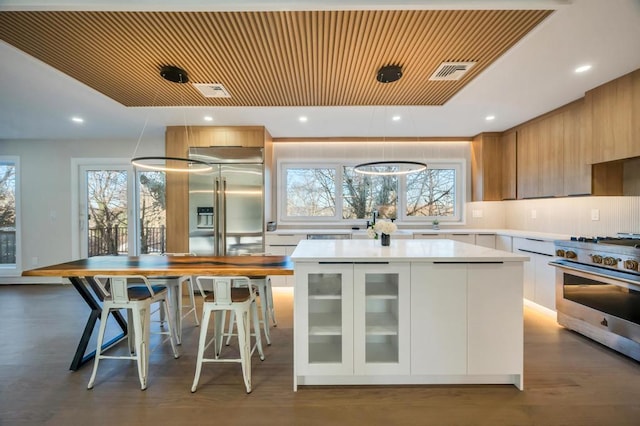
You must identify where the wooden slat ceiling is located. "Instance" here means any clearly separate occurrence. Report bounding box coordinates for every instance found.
[0,9,552,107]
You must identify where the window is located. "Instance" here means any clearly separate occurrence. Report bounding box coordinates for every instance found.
[0,157,19,273]
[284,166,336,218]
[402,165,461,221]
[280,160,464,224]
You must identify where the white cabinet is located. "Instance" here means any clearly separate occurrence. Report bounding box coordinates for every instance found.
[295,262,410,381]
[413,232,496,248]
[413,233,445,240]
[265,233,305,286]
[411,262,523,380]
[496,235,513,252]
[411,263,467,375]
[353,263,410,375]
[475,233,496,248]
[295,263,354,376]
[512,237,556,310]
[445,233,476,244]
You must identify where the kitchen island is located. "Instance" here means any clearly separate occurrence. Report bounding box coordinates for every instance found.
[291,239,528,390]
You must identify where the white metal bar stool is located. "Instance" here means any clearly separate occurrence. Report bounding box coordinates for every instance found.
[150,253,200,345]
[191,276,265,394]
[225,277,276,345]
[87,275,179,390]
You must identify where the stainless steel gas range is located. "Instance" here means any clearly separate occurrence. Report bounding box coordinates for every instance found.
[550,234,640,362]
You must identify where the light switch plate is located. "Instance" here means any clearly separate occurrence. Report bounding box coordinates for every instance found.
[591,209,600,221]
[531,209,537,219]
[472,209,483,218]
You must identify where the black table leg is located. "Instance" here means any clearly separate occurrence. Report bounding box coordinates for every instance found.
[68,277,128,371]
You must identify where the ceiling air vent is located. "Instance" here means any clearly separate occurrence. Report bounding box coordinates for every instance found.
[193,83,232,98]
[429,62,476,81]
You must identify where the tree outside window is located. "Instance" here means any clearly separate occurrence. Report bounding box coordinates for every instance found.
[286,168,336,217]
[406,169,456,217]
[342,166,397,220]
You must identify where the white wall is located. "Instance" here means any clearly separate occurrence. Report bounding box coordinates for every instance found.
[0,137,163,281]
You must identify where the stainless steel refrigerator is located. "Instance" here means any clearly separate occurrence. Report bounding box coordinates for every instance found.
[188,147,264,256]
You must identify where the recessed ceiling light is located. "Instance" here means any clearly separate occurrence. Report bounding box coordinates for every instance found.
[392,115,401,121]
[575,64,592,73]
[71,116,84,123]
[485,115,495,121]
[299,116,308,123]
[203,115,213,122]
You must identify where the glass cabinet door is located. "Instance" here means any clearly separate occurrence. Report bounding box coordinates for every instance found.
[354,263,410,375]
[295,263,353,376]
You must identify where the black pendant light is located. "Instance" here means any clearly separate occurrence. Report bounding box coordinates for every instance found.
[376,65,403,83]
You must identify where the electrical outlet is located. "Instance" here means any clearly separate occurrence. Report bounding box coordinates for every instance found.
[472,209,483,218]
[531,209,537,219]
[31,257,38,266]
[591,209,600,221]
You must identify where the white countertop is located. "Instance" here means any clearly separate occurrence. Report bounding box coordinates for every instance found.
[290,239,530,262]
[269,228,570,242]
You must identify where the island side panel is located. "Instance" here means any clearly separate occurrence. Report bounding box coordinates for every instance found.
[467,262,524,389]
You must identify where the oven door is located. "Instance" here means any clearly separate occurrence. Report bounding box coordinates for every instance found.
[551,260,640,360]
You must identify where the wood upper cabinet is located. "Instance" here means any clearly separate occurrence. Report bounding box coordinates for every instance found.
[501,131,517,200]
[471,133,503,201]
[516,123,539,198]
[517,111,564,199]
[588,68,640,163]
[562,100,592,196]
[538,112,564,197]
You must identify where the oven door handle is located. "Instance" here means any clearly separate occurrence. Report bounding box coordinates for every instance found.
[549,260,640,286]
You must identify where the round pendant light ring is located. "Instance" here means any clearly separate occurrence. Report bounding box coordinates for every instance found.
[354,160,427,176]
[131,156,213,173]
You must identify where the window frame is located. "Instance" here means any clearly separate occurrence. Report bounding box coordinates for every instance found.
[278,158,466,226]
[0,156,20,276]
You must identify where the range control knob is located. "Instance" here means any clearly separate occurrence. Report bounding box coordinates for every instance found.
[624,259,639,271]
[555,249,565,257]
[603,256,620,266]
[590,254,603,264]
[565,251,577,259]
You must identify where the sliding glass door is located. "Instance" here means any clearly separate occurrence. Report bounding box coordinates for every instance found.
[79,164,166,258]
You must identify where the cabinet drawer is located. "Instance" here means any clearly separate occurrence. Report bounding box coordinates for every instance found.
[512,237,554,256]
[413,233,444,239]
[265,234,305,246]
[445,233,475,244]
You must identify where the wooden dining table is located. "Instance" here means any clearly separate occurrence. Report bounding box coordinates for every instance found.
[22,254,294,371]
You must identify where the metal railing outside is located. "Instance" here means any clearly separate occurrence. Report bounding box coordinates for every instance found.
[0,230,16,264]
[88,226,166,257]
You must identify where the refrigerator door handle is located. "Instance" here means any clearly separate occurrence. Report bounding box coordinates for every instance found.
[221,178,227,256]
[214,177,221,255]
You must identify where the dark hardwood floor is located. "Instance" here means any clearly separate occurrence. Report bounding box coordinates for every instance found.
[1,284,639,426]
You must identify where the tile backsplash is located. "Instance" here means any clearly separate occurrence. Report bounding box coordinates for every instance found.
[469,196,640,236]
